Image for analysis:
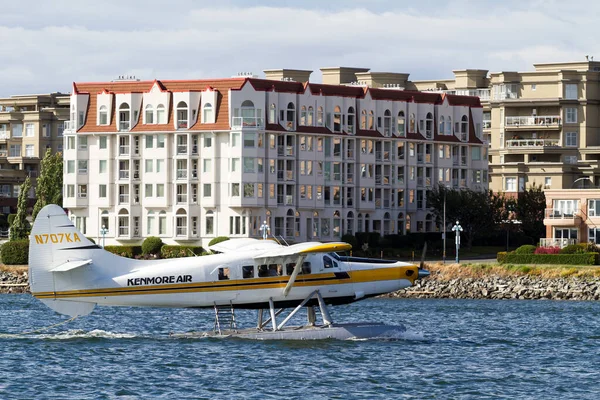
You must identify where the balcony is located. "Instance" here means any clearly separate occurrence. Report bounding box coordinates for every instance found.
[231,116,265,129]
[0,131,9,140]
[177,194,187,203]
[119,194,129,203]
[505,116,561,128]
[539,238,576,248]
[119,121,130,131]
[483,121,491,129]
[177,169,188,179]
[63,121,75,132]
[177,120,188,130]
[455,88,491,100]
[506,139,560,148]
[176,227,187,236]
[119,226,129,236]
[544,208,582,226]
[119,146,130,156]
[286,195,293,205]
[119,170,129,179]
[177,145,188,155]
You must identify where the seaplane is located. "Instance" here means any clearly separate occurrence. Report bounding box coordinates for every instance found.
[28,205,429,340]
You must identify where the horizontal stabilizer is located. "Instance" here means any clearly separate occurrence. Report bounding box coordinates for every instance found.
[50,259,92,272]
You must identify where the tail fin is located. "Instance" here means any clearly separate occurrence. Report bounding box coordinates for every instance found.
[29,204,98,316]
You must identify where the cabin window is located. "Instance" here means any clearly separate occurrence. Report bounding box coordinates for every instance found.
[302,262,312,274]
[285,263,296,275]
[268,264,281,276]
[258,265,269,277]
[242,265,254,279]
[218,267,230,280]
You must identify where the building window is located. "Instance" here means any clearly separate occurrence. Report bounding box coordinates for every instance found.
[286,102,295,129]
[99,160,107,173]
[231,183,240,196]
[25,144,34,157]
[78,185,87,198]
[505,177,516,191]
[78,160,88,174]
[565,132,577,147]
[12,123,23,137]
[118,103,130,131]
[531,84,536,91]
[439,116,445,136]
[145,184,153,197]
[147,211,155,235]
[145,105,154,124]
[155,104,166,124]
[317,107,324,126]
[99,184,107,198]
[176,101,188,129]
[67,184,75,198]
[203,103,213,123]
[300,106,307,126]
[461,115,468,134]
[157,134,165,148]
[244,183,254,197]
[158,211,167,235]
[243,157,254,173]
[78,136,88,150]
[206,211,214,235]
[565,84,577,100]
[156,184,165,197]
[269,103,277,124]
[409,113,415,132]
[203,183,212,197]
[99,105,108,125]
[425,112,433,138]
[99,136,107,149]
[231,132,240,147]
[145,135,153,148]
[565,107,577,124]
[333,106,341,132]
[25,123,34,137]
[67,160,75,174]
[544,177,551,189]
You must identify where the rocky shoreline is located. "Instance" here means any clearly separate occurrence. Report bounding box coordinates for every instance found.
[392,273,600,301]
[3,267,600,300]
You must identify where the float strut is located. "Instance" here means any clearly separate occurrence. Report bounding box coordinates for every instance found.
[316,290,333,326]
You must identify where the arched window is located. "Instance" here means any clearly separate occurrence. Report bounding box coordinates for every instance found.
[397,111,405,136]
[176,208,187,236]
[461,115,468,134]
[286,102,295,129]
[118,103,130,131]
[347,107,355,134]
[118,208,129,236]
[307,106,314,126]
[439,116,445,136]
[147,211,155,235]
[333,106,342,132]
[361,110,367,129]
[99,105,108,125]
[205,210,214,235]
[383,212,391,236]
[447,116,452,135]
[101,210,109,233]
[425,112,433,138]
[300,106,307,126]
[241,100,256,127]
[285,209,295,238]
[409,113,415,132]
[397,212,404,235]
[384,109,392,137]
[269,103,277,124]
[347,211,354,235]
[333,210,341,237]
[368,110,374,130]
[176,101,188,129]
[156,104,166,124]
[158,210,167,235]
[203,103,213,123]
[357,213,363,233]
[145,104,154,124]
[317,106,324,126]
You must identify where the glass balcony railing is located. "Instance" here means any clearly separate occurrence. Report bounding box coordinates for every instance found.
[505,116,561,127]
[231,116,265,129]
[506,139,560,148]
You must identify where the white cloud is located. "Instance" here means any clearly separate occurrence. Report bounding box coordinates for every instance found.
[1,0,599,96]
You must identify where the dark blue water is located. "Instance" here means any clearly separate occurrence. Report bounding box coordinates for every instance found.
[1,295,600,399]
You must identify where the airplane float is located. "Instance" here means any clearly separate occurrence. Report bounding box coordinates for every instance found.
[29,205,429,340]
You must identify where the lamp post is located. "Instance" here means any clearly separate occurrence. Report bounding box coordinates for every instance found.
[452,221,463,264]
[100,225,108,248]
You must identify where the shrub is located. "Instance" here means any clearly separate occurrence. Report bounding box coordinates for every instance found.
[208,236,229,247]
[103,245,142,258]
[1,240,29,265]
[7,214,16,225]
[341,234,357,249]
[497,251,507,263]
[161,245,204,259]
[142,236,164,255]
[534,246,561,255]
[514,245,536,255]
[559,244,585,254]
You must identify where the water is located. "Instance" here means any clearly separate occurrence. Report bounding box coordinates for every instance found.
[1,295,600,399]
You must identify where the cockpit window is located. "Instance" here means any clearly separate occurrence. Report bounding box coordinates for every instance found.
[218,267,230,280]
[302,262,311,274]
[323,256,333,268]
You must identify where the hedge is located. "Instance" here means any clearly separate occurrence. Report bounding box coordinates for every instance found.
[497,252,599,265]
[103,245,142,258]
[1,240,29,265]
[161,245,204,259]
[208,236,229,247]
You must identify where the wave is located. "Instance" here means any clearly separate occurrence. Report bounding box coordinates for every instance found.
[1,329,139,340]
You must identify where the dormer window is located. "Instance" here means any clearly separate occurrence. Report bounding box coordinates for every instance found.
[307,106,314,126]
[347,107,355,134]
[317,106,324,126]
[383,110,392,137]
[300,106,307,126]
[361,110,367,129]
[368,111,374,130]
[461,115,468,133]
[333,106,341,132]
[156,104,166,124]
[447,116,452,135]
[119,103,130,131]
[177,101,188,129]
[145,104,154,124]
[203,103,213,123]
[425,112,433,139]
[286,102,295,129]
[99,105,108,125]
[397,111,405,136]
[409,113,415,132]
[241,100,256,126]
[269,103,276,123]
[439,116,445,135]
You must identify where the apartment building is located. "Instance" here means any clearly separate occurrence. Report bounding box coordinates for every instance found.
[62,69,487,247]
[407,61,600,195]
[0,93,69,214]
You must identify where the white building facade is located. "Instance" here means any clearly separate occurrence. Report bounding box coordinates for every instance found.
[62,75,487,247]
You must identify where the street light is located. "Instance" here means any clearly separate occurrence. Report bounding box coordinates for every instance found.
[100,224,108,248]
[452,221,463,263]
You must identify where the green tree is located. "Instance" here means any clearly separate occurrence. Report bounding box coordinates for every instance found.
[10,176,31,241]
[516,185,546,241]
[427,186,505,249]
[33,148,63,221]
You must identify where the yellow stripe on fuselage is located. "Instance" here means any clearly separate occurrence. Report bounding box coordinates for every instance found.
[32,265,419,299]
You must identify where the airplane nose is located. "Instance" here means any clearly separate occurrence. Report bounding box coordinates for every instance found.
[418,269,430,279]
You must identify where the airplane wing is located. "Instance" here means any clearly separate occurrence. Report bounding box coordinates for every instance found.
[50,259,93,272]
[208,238,280,253]
[252,242,353,297]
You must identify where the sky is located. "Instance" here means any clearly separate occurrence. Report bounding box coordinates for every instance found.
[0,0,597,97]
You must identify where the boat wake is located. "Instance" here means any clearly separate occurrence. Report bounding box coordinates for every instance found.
[1,329,138,340]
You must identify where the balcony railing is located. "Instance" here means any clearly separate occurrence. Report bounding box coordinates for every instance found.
[177,145,187,155]
[505,116,561,127]
[286,171,293,181]
[231,116,265,129]
[177,169,188,179]
[119,146,130,155]
[119,121,130,131]
[483,121,491,129]
[545,209,578,219]
[177,120,188,129]
[506,139,560,148]
[119,170,129,179]
[539,238,576,248]
[286,195,293,205]
[119,194,129,203]
[176,227,187,236]
[177,195,187,203]
[63,121,74,132]
[454,88,491,100]
[119,226,129,236]
[0,131,9,140]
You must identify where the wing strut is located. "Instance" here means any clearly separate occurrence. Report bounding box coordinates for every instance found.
[282,255,306,297]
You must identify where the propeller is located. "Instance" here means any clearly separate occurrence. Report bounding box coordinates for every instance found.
[418,242,430,279]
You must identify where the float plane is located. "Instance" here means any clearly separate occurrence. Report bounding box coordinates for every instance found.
[29,205,429,340]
